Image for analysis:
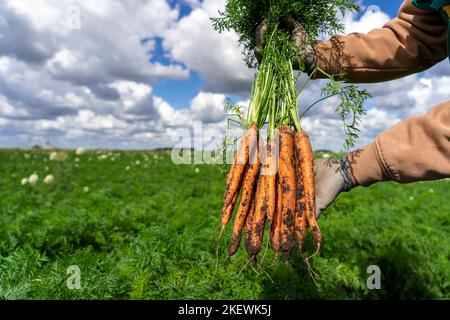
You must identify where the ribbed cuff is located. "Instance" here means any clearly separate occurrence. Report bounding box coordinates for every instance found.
[347,141,391,187]
[340,156,353,191]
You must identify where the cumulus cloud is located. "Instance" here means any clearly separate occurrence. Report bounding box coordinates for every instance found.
[0,0,193,148]
[0,0,188,99]
[0,0,448,152]
[343,5,391,34]
[190,92,226,122]
[163,0,254,95]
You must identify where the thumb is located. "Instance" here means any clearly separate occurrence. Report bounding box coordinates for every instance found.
[315,192,326,220]
[279,16,296,32]
[255,20,267,47]
[254,20,267,63]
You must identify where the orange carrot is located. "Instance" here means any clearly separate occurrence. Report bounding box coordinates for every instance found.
[270,175,282,254]
[222,123,258,211]
[278,126,296,262]
[221,190,239,225]
[247,166,268,259]
[264,139,277,224]
[294,130,321,252]
[227,134,260,258]
[244,182,257,257]
[294,151,307,253]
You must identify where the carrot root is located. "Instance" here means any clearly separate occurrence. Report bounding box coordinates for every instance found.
[294,130,321,253]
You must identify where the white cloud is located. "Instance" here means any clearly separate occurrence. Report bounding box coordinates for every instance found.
[163,0,254,95]
[0,0,448,152]
[343,5,391,35]
[407,75,450,116]
[1,0,188,94]
[190,92,226,122]
[182,0,203,8]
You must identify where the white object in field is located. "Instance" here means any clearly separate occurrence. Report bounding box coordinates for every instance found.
[49,152,58,161]
[75,147,86,155]
[28,173,39,185]
[44,174,55,184]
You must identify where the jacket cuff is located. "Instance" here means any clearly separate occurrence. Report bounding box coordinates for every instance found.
[346,140,392,187]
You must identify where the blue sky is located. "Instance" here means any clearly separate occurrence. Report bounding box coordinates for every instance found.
[359,0,403,16]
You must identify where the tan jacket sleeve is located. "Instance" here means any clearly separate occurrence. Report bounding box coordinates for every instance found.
[314,0,448,83]
[348,101,450,185]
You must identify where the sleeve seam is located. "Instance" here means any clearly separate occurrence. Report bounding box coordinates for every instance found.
[374,138,397,181]
[340,62,441,72]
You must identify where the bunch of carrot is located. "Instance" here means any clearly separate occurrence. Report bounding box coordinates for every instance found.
[221,123,320,263]
[213,0,370,265]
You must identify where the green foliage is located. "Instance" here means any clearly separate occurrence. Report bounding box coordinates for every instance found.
[211,0,359,68]
[0,149,449,299]
[321,79,372,148]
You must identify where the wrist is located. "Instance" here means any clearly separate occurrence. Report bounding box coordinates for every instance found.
[347,140,391,187]
[339,156,354,191]
[345,154,360,187]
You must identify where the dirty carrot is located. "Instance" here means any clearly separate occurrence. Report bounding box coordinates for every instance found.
[228,135,261,258]
[264,139,277,224]
[270,176,282,254]
[294,130,321,252]
[244,182,257,257]
[294,150,307,253]
[278,126,296,262]
[222,123,258,211]
[221,190,239,226]
[248,168,268,259]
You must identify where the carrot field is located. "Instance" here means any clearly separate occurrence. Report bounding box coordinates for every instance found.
[0,149,449,299]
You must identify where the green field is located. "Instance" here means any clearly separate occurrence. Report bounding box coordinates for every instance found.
[0,149,449,299]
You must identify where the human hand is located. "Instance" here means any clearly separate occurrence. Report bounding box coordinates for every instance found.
[314,156,354,218]
[254,17,316,73]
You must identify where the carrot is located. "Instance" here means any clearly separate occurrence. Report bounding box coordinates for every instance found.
[294,151,307,253]
[221,190,239,225]
[278,126,296,262]
[294,130,321,252]
[263,139,277,224]
[222,123,258,211]
[244,182,257,257]
[227,133,261,258]
[270,175,282,254]
[247,165,268,259]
